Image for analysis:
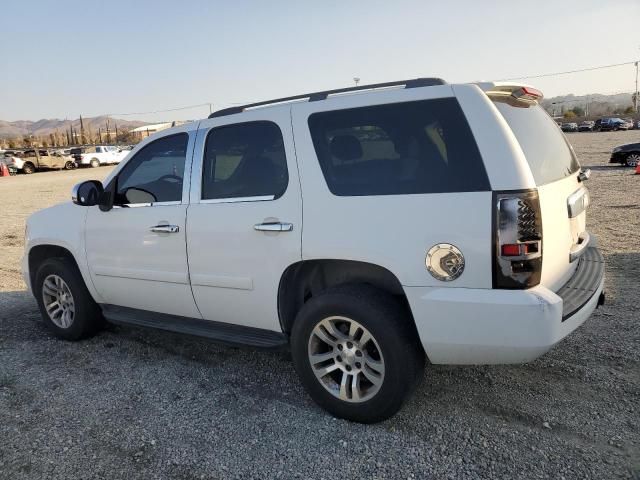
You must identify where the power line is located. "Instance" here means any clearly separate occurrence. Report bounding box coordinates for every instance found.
[103,102,214,117]
[84,60,638,118]
[496,61,637,81]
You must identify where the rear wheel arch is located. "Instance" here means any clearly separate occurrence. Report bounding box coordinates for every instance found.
[277,259,415,335]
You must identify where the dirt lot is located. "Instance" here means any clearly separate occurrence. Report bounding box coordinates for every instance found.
[1,132,639,479]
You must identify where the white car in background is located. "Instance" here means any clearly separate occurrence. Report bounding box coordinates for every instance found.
[73,145,129,168]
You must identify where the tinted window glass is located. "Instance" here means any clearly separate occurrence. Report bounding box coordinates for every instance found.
[202,121,288,200]
[114,133,188,204]
[308,98,489,196]
[494,102,580,185]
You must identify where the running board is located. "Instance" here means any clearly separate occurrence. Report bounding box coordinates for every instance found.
[101,305,288,349]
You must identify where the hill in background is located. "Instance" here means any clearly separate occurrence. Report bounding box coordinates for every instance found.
[0,116,148,139]
[541,92,637,117]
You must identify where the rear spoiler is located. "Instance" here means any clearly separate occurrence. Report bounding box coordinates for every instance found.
[473,82,543,107]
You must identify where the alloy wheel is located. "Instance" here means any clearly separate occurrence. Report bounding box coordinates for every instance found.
[308,316,385,403]
[41,274,75,328]
[626,154,640,168]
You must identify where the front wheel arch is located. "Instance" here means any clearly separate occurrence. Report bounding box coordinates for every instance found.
[29,245,83,294]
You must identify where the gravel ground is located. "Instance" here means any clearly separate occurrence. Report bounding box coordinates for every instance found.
[1,132,639,479]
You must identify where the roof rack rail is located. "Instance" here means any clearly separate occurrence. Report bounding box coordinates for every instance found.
[208,77,446,119]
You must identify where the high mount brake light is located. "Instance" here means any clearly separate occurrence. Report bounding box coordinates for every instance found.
[493,190,543,289]
[512,86,543,101]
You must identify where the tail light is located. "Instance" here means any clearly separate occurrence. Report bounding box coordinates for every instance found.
[493,190,542,289]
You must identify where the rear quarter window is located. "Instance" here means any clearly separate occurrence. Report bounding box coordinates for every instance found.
[494,102,580,185]
[308,98,490,196]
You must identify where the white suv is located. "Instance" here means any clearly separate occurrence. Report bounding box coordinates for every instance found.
[23,78,605,422]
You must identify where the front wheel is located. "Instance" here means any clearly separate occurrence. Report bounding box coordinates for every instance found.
[22,162,35,174]
[291,285,424,423]
[34,258,103,340]
[64,161,75,170]
[625,153,640,168]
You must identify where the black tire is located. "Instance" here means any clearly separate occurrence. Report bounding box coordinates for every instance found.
[34,257,103,340]
[624,153,640,168]
[22,162,35,174]
[90,158,100,168]
[64,161,75,170]
[290,285,425,423]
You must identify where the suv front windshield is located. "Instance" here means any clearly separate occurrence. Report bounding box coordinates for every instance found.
[493,101,580,185]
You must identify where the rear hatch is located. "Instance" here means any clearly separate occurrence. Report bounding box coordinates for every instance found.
[493,100,586,292]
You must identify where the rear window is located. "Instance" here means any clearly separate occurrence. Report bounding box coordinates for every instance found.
[308,98,490,196]
[494,102,580,185]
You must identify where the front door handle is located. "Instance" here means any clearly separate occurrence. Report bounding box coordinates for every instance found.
[150,224,180,233]
[254,222,293,232]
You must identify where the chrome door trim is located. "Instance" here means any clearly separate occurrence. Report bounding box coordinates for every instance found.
[112,201,181,209]
[199,195,275,205]
[150,224,180,233]
[254,222,293,232]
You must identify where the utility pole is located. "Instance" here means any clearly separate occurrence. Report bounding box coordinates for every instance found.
[208,103,213,114]
[353,77,360,86]
[635,60,638,113]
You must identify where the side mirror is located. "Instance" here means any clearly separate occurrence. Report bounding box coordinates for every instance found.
[72,180,104,206]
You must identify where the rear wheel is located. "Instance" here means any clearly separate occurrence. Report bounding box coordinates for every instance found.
[625,153,640,168]
[291,285,424,423]
[64,160,75,170]
[22,162,35,174]
[34,258,103,340]
[90,158,100,168]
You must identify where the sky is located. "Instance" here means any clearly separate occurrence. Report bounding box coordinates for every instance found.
[1,0,639,123]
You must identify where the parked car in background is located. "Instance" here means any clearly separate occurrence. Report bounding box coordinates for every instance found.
[72,145,128,168]
[561,122,578,132]
[5,149,75,174]
[610,142,640,167]
[1,155,21,175]
[596,117,626,132]
[23,78,604,423]
[578,121,595,132]
[618,119,634,131]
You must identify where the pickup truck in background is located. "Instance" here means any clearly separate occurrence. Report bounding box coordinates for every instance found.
[72,146,128,168]
[4,149,76,174]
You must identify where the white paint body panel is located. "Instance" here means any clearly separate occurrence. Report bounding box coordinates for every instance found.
[291,85,492,288]
[186,108,302,331]
[537,173,585,291]
[22,202,100,300]
[84,124,201,318]
[405,276,603,364]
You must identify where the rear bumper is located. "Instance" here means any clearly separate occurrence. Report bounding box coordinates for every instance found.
[405,246,604,365]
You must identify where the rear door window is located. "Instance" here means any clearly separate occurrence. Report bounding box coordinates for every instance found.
[307,98,490,196]
[493,102,580,185]
[201,121,288,200]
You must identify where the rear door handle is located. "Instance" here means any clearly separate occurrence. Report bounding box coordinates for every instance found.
[150,224,180,233]
[254,222,293,232]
